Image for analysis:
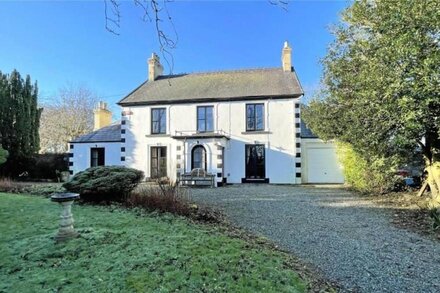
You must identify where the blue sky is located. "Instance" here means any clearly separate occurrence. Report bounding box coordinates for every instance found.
[0,0,349,112]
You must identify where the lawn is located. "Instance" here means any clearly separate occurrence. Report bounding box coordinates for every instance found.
[0,193,306,292]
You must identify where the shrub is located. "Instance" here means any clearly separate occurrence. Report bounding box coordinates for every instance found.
[23,184,65,196]
[127,179,192,216]
[0,178,24,193]
[63,166,144,202]
[336,142,401,194]
[126,179,222,223]
[0,178,65,196]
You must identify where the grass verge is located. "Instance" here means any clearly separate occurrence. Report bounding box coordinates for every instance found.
[0,193,307,292]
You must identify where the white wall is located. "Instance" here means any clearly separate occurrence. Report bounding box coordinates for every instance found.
[69,142,121,175]
[122,98,299,184]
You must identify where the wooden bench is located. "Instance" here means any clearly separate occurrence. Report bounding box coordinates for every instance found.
[179,168,215,188]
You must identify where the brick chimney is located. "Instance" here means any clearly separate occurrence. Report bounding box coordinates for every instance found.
[148,53,164,81]
[93,101,112,130]
[281,41,292,72]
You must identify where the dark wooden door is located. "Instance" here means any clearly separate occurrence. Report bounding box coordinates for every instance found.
[245,144,265,179]
[90,148,105,167]
[151,147,167,178]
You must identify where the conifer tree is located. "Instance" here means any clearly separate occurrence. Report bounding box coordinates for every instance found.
[0,69,41,175]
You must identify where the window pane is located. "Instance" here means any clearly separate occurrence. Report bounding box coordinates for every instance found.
[256,105,264,130]
[256,107,262,129]
[206,106,213,118]
[256,104,263,118]
[246,105,255,119]
[197,107,205,119]
[206,107,213,131]
[159,157,167,177]
[247,117,255,130]
[197,119,205,132]
[152,122,159,134]
[206,117,213,131]
[159,110,166,133]
[256,117,263,130]
[151,158,158,168]
[160,119,166,134]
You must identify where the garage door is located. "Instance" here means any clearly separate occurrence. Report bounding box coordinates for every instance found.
[306,147,344,183]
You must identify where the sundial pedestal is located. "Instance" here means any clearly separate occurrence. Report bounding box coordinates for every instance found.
[50,193,80,242]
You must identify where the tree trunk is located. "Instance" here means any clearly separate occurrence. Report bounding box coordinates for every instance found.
[425,157,440,204]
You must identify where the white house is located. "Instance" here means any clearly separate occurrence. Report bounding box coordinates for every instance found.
[69,42,344,186]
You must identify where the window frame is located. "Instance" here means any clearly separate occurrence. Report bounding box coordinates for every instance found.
[151,108,167,134]
[197,106,214,133]
[245,103,265,132]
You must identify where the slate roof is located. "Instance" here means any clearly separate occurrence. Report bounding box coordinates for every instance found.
[118,68,303,106]
[301,121,318,138]
[70,123,121,143]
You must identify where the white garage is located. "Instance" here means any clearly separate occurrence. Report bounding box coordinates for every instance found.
[300,122,344,184]
[301,139,344,183]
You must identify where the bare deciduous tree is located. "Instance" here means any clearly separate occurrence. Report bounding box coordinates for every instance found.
[105,0,178,73]
[39,85,99,153]
[103,0,289,74]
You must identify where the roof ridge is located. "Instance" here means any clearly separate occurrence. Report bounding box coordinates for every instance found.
[159,67,282,78]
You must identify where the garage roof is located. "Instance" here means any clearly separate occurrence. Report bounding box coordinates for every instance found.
[301,121,318,138]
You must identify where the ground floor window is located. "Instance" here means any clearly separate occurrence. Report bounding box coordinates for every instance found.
[191,145,207,170]
[245,144,265,179]
[90,148,105,167]
[151,146,167,178]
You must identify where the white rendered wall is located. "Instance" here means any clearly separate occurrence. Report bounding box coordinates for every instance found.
[122,98,299,184]
[69,142,121,175]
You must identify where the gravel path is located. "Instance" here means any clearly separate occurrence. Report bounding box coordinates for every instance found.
[190,184,440,292]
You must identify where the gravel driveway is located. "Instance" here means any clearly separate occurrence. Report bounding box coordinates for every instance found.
[190,184,440,292]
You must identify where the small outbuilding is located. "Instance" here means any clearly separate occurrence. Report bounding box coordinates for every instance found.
[300,122,344,184]
[68,102,122,175]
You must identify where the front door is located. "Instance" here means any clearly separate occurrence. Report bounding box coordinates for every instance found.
[245,144,265,179]
[151,146,167,178]
[90,148,105,167]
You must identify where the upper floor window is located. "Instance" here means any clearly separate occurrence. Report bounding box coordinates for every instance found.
[246,103,264,131]
[151,108,166,134]
[197,106,213,132]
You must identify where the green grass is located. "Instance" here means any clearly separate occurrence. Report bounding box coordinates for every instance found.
[0,193,306,292]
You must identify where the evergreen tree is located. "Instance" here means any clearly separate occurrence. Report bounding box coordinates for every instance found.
[0,146,8,165]
[303,0,440,200]
[0,69,41,176]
